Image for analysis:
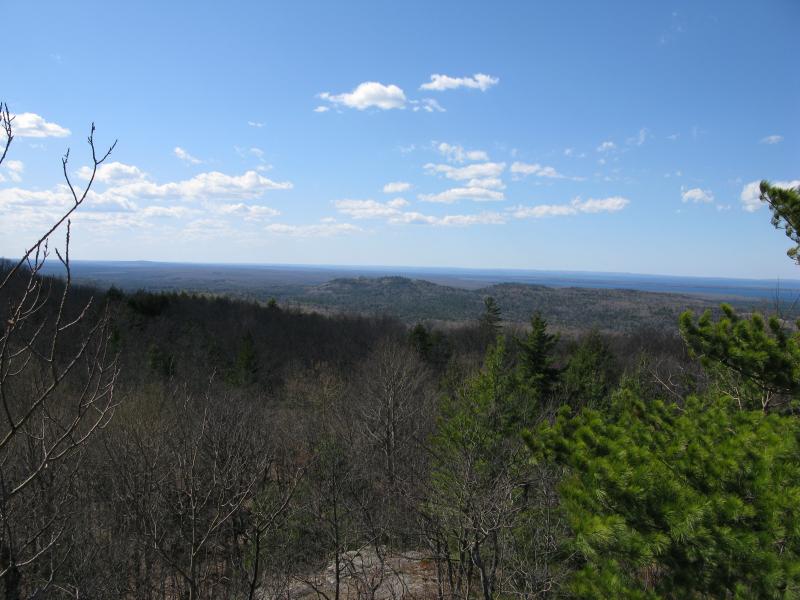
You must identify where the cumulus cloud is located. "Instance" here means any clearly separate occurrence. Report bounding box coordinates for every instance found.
[313,106,330,113]
[512,196,629,218]
[216,203,280,221]
[2,166,292,234]
[319,82,407,110]
[510,162,564,179]
[437,142,488,163]
[411,99,446,112]
[335,198,409,219]
[741,179,800,212]
[0,184,136,213]
[596,141,616,152]
[466,177,505,190]
[383,181,412,193]
[98,170,292,204]
[418,186,504,203]
[77,161,147,184]
[10,112,71,138]
[760,135,783,145]
[333,196,505,227]
[265,222,362,237]
[424,161,506,181]
[140,205,192,219]
[247,121,265,128]
[392,211,505,226]
[681,187,714,204]
[174,146,203,165]
[2,159,24,182]
[420,73,499,92]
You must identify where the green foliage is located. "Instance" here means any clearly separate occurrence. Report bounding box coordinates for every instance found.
[479,296,502,336]
[761,180,800,264]
[433,338,513,463]
[561,330,618,408]
[680,304,800,409]
[429,338,531,596]
[528,392,800,598]
[516,312,559,400]
[409,322,433,358]
[229,332,259,386]
[127,291,170,317]
[409,322,451,371]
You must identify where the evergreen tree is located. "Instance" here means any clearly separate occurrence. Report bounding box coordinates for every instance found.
[760,180,800,264]
[516,312,559,399]
[561,330,618,409]
[527,391,800,598]
[409,322,433,358]
[231,332,259,386]
[680,304,800,411]
[479,296,502,337]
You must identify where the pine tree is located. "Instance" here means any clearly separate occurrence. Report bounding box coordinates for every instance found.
[231,332,259,386]
[760,180,800,264]
[527,391,800,598]
[479,296,502,337]
[561,330,617,409]
[680,304,800,411]
[516,312,559,399]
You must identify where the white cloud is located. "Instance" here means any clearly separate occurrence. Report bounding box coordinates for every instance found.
[741,179,800,212]
[0,183,136,213]
[313,106,330,113]
[248,121,265,128]
[216,203,280,221]
[99,170,292,204]
[333,197,505,227]
[510,162,564,179]
[2,159,24,182]
[466,177,505,190]
[596,141,616,152]
[174,146,203,165]
[334,198,408,219]
[437,142,488,163]
[77,161,146,184]
[681,187,714,204]
[418,186,504,203]
[420,73,499,92]
[383,181,412,193]
[411,99,446,112]
[265,222,362,237]
[391,211,505,226]
[666,133,679,141]
[424,161,506,181]
[512,196,629,218]
[319,82,406,110]
[11,112,71,138]
[141,205,192,218]
[760,135,783,145]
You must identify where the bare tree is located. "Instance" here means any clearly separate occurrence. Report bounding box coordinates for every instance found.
[0,102,119,599]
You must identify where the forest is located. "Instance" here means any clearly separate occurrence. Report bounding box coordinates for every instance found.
[3,115,800,599]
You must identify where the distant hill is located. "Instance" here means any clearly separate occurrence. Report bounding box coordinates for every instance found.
[287,276,751,333]
[33,262,792,333]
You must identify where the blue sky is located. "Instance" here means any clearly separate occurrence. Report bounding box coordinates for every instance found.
[1,0,798,278]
